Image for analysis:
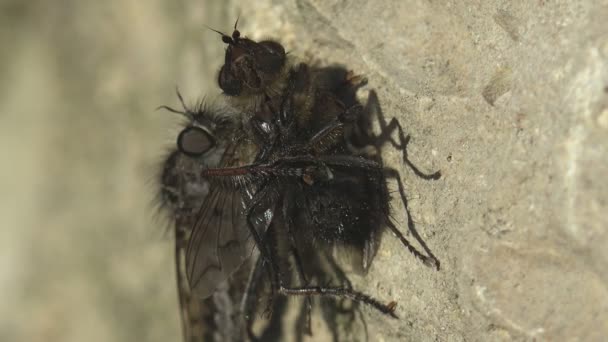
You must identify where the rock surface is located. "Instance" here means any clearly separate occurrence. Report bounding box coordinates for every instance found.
[0,0,606,341]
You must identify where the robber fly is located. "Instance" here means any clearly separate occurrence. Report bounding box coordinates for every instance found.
[157,91,271,341]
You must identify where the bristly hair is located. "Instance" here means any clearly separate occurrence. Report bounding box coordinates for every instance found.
[153,88,248,238]
[157,86,238,131]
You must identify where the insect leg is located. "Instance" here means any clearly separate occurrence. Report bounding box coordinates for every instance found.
[304,104,363,155]
[243,182,285,319]
[281,196,312,336]
[277,285,398,318]
[243,182,275,266]
[241,255,265,341]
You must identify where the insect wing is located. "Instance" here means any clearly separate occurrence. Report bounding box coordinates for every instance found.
[184,182,253,298]
[175,225,210,342]
[184,140,271,299]
[159,150,213,341]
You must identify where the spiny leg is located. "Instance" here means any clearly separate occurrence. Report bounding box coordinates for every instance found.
[277,285,398,318]
[316,252,370,342]
[242,206,286,340]
[244,182,275,267]
[282,196,312,336]
[305,104,363,155]
[243,181,285,302]
[241,255,266,342]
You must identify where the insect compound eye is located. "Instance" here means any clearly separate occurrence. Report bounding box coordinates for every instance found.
[256,40,286,73]
[260,40,285,59]
[218,64,244,96]
[177,126,215,157]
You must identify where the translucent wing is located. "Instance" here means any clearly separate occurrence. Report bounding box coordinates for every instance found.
[176,216,254,342]
[184,139,273,299]
[185,184,255,298]
[175,225,211,342]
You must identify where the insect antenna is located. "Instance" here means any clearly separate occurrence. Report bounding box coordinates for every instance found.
[156,87,194,121]
[233,13,240,32]
[203,24,233,44]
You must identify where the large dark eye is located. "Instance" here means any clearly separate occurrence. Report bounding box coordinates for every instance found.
[218,64,243,96]
[260,41,285,59]
[177,126,215,157]
[256,40,286,73]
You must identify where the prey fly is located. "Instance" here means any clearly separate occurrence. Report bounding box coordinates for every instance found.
[194,67,440,339]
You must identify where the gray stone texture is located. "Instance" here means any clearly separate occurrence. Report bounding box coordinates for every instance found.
[0,0,606,341]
